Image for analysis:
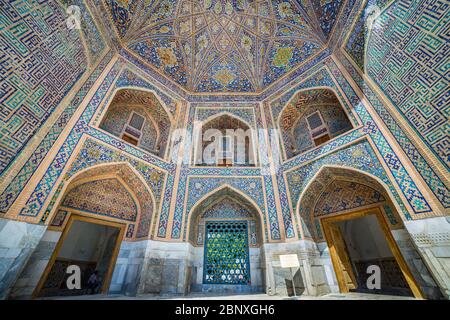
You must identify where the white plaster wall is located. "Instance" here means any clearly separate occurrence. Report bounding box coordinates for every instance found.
[58,221,117,262]
[339,215,393,261]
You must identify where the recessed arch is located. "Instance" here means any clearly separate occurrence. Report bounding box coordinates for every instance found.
[295,165,424,298]
[295,165,404,241]
[277,87,355,160]
[193,112,257,167]
[185,184,266,243]
[109,86,176,122]
[199,111,255,130]
[185,184,266,290]
[49,162,157,240]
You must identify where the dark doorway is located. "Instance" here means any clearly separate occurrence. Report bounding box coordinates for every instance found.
[36,215,124,297]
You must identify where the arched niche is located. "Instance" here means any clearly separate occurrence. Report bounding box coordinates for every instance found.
[194,113,256,167]
[296,166,403,241]
[50,163,156,240]
[295,165,427,298]
[278,88,353,159]
[99,89,172,158]
[188,187,263,248]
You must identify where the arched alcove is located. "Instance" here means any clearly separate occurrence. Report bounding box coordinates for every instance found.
[38,162,157,297]
[187,186,264,292]
[50,162,156,240]
[194,113,256,167]
[296,166,423,298]
[99,89,172,158]
[188,187,263,247]
[279,88,353,159]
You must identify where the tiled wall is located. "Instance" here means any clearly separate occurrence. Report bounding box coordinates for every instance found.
[0,0,105,176]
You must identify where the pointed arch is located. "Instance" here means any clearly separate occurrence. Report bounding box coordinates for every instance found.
[49,162,157,240]
[109,86,175,123]
[185,184,266,244]
[200,111,254,130]
[98,87,174,159]
[295,165,404,240]
[276,86,355,160]
[194,112,257,166]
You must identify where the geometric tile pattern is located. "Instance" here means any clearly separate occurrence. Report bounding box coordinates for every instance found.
[5,0,447,252]
[336,52,450,209]
[366,0,449,169]
[100,103,160,152]
[286,139,411,223]
[203,221,250,284]
[275,65,432,215]
[295,164,401,239]
[99,89,172,157]
[0,52,114,215]
[62,178,138,221]
[279,88,353,158]
[297,166,397,240]
[65,139,165,205]
[59,162,156,239]
[0,0,88,176]
[311,0,346,38]
[105,0,326,92]
[61,0,106,63]
[346,0,450,170]
[202,197,253,218]
[314,180,385,216]
[164,101,286,241]
[39,136,165,240]
[190,193,261,246]
[344,0,390,70]
[18,61,123,218]
[178,176,269,240]
[196,107,256,129]
[114,68,179,116]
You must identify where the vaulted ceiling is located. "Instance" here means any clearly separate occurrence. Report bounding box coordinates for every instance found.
[104,0,345,93]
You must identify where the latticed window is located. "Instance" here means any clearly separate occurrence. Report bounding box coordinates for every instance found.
[121,111,146,146]
[306,111,330,146]
[203,221,251,285]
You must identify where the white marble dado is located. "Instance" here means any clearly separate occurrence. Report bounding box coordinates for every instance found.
[391,228,441,298]
[189,245,264,293]
[3,220,449,300]
[0,218,48,299]
[8,229,61,300]
[262,240,338,296]
[135,240,264,295]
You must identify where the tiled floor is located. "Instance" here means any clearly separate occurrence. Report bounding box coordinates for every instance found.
[42,292,417,300]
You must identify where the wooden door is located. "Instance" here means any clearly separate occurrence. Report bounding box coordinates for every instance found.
[326,223,357,292]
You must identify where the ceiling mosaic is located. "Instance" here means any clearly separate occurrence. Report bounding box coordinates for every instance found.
[105,0,345,93]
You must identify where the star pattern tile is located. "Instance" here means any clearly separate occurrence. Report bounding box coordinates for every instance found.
[105,0,345,92]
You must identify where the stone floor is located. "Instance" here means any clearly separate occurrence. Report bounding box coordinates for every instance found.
[41,292,417,300]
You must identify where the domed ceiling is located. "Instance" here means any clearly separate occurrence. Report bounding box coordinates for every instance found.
[105,0,345,93]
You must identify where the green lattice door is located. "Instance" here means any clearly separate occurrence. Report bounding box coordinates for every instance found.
[203,221,251,285]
